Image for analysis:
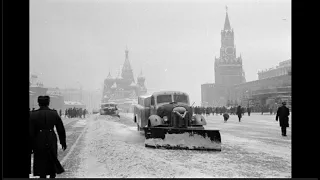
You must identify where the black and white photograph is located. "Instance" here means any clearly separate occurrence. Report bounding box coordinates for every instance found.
[29,0,291,178]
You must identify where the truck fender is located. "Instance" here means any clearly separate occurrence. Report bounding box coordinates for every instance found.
[192,114,207,126]
[148,115,163,127]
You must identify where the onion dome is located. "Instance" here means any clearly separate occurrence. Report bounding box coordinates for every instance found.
[105,72,114,87]
[106,72,113,80]
[137,70,145,81]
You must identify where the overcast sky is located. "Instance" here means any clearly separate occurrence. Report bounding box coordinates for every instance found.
[30,0,291,105]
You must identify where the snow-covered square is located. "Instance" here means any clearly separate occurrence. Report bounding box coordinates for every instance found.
[53,112,291,178]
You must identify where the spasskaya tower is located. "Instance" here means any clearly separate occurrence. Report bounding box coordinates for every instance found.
[214,7,246,86]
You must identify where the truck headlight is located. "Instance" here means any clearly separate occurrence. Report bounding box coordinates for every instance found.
[163,116,168,122]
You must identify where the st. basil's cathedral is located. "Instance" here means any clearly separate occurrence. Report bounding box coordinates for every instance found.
[102,47,147,103]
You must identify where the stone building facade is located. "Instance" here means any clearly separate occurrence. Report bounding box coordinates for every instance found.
[258,59,291,80]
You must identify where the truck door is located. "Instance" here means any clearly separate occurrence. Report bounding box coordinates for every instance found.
[141,107,150,128]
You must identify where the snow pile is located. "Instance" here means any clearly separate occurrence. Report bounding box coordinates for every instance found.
[145,132,221,150]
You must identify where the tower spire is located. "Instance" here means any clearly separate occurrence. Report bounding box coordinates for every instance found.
[123,46,131,71]
[224,6,231,30]
[121,46,135,83]
[125,45,129,60]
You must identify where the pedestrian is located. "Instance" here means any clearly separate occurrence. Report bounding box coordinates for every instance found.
[29,96,67,178]
[59,109,62,117]
[65,109,68,118]
[83,109,86,118]
[247,106,251,116]
[72,107,76,118]
[206,107,210,116]
[216,107,220,115]
[276,101,290,136]
[223,112,229,123]
[236,105,242,122]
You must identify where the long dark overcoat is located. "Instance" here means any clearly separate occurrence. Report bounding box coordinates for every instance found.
[236,106,242,118]
[276,105,290,127]
[29,107,66,176]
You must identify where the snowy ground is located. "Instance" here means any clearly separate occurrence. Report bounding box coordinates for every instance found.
[51,112,291,178]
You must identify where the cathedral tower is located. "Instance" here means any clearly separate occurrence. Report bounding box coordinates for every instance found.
[121,47,135,85]
[214,7,246,87]
[136,70,147,96]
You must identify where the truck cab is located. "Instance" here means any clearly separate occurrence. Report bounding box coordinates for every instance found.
[133,95,152,130]
[100,102,120,117]
[133,91,204,131]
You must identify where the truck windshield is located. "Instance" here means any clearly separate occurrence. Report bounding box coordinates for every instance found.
[157,95,172,104]
[101,104,115,108]
[173,94,188,104]
[101,104,107,108]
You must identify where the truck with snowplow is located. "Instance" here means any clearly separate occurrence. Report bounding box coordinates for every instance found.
[133,91,221,151]
[100,102,120,118]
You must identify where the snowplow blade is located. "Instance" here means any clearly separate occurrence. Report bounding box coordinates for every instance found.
[144,127,221,151]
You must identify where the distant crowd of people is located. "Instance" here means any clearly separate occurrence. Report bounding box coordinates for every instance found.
[192,104,285,117]
[65,107,87,118]
[251,104,279,115]
[192,106,250,116]
[30,107,88,119]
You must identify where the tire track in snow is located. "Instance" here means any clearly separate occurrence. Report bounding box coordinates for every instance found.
[60,122,88,165]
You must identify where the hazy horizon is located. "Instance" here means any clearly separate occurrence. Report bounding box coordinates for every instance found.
[30,0,291,105]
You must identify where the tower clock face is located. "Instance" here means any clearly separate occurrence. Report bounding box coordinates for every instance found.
[225,47,234,55]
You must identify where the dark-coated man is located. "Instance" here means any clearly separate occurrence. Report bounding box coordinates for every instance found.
[276,101,290,136]
[29,96,67,178]
[236,105,242,122]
